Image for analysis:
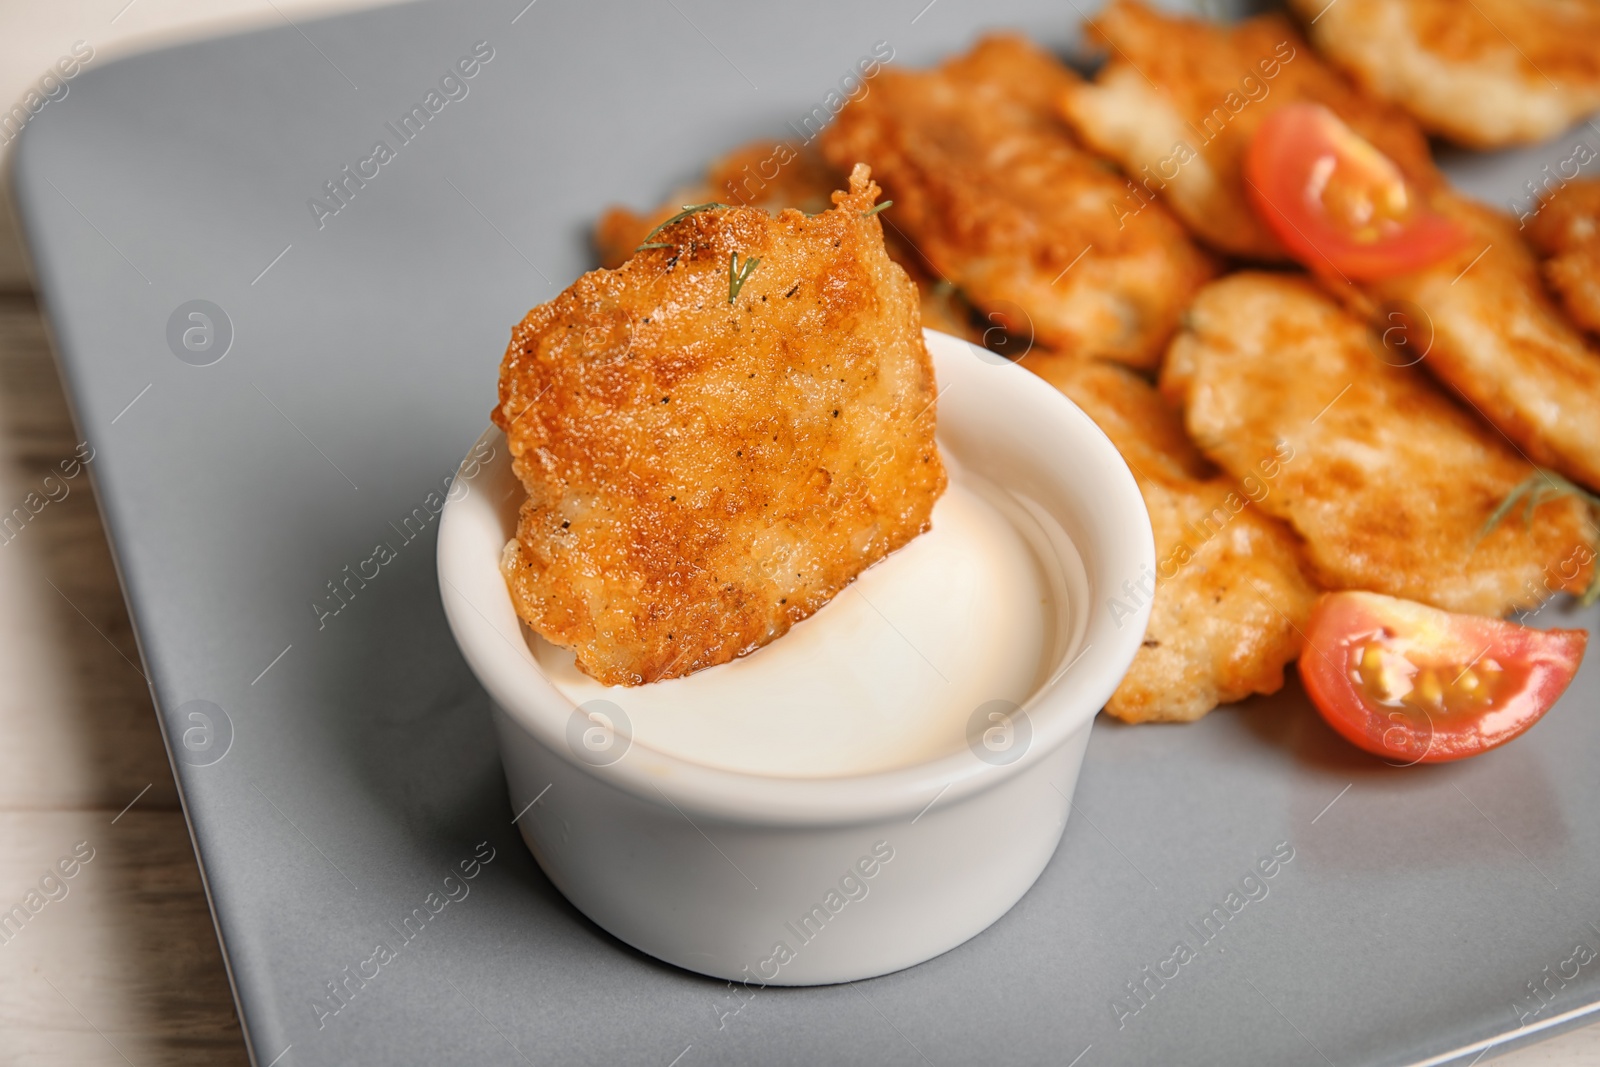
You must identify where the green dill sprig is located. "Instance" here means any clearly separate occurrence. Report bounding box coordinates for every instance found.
[861,199,893,218]
[728,252,760,303]
[634,202,731,251]
[1482,470,1598,532]
[1481,468,1600,606]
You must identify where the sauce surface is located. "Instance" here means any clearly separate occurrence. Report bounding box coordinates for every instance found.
[530,466,1064,778]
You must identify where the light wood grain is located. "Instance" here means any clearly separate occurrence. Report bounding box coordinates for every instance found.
[0,813,246,1067]
[0,291,248,1065]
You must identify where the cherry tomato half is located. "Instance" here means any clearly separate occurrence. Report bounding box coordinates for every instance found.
[1244,104,1471,280]
[1299,591,1587,764]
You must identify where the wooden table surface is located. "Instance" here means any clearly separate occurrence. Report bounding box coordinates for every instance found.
[1,7,1598,1065]
[0,273,249,1063]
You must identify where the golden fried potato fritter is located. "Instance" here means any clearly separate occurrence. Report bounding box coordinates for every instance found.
[1060,0,1440,260]
[1525,177,1600,338]
[1027,353,1319,723]
[496,166,946,686]
[1364,195,1600,494]
[821,34,1216,369]
[1288,0,1600,148]
[1163,273,1594,617]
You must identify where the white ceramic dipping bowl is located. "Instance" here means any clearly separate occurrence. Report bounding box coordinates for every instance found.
[437,330,1154,986]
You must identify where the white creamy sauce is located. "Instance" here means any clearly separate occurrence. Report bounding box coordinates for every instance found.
[529,465,1067,778]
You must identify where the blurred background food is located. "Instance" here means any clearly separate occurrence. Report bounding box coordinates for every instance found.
[594,0,1600,729]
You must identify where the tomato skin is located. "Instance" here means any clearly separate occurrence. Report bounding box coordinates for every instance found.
[1299,591,1587,763]
[1244,104,1471,280]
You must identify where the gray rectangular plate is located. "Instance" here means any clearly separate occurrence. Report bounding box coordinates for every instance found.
[11,0,1600,1063]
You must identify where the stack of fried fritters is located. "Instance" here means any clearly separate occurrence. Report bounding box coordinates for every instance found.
[590,1,1600,719]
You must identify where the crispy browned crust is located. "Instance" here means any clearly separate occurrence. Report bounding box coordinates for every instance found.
[1361,193,1600,493]
[1288,0,1600,148]
[1526,177,1600,338]
[875,230,986,344]
[594,204,677,275]
[593,140,986,343]
[1163,273,1595,617]
[1028,353,1318,722]
[1060,0,1440,260]
[820,33,1217,369]
[495,166,946,686]
[594,141,843,270]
